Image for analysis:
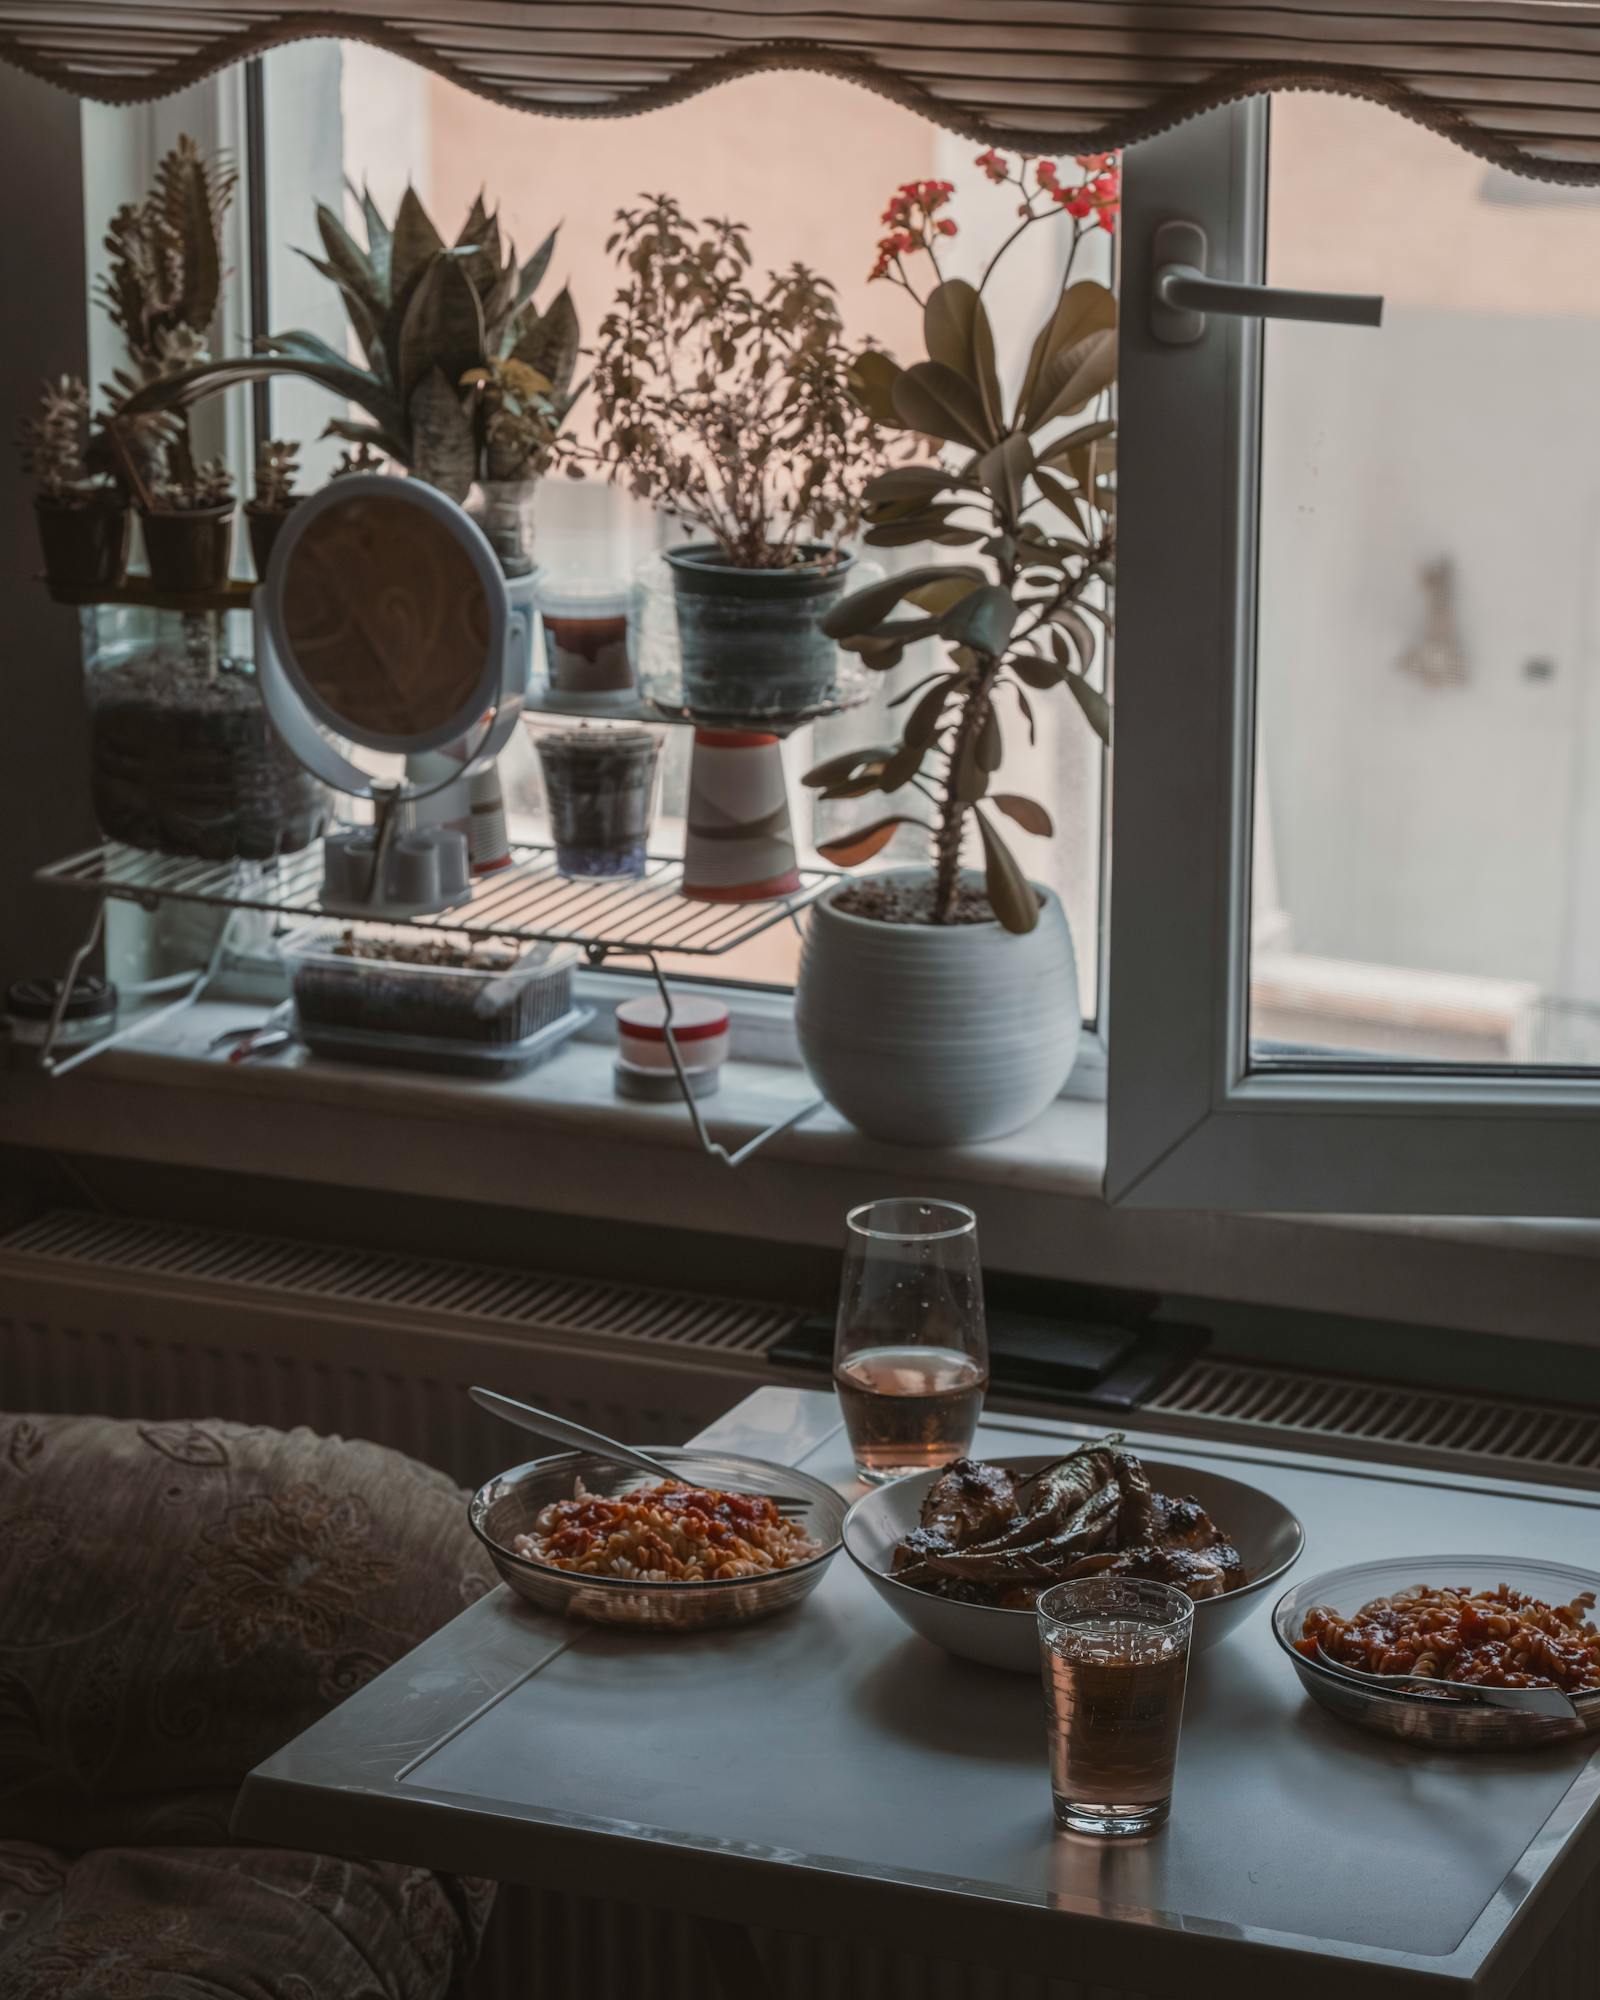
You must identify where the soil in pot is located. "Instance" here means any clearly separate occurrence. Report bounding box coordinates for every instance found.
[90,648,331,861]
[832,877,1038,927]
[35,497,131,592]
[534,726,661,878]
[141,506,234,594]
[665,543,852,720]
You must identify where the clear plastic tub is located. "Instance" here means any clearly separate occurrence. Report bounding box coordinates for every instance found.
[535,575,636,703]
[282,927,577,1047]
[296,1006,591,1079]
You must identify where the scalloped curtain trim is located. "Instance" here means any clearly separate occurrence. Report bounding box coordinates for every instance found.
[2,14,1599,186]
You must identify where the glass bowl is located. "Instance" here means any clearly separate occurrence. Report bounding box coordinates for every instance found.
[1272,1555,1600,1751]
[469,1448,847,1632]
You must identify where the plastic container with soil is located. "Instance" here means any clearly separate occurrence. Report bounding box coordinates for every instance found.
[89,625,331,861]
[283,928,578,1046]
[533,725,661,878]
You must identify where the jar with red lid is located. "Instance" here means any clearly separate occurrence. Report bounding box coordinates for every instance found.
[614,994,730,1100]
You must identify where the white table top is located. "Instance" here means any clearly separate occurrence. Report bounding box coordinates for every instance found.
[235,1388,1600,1997]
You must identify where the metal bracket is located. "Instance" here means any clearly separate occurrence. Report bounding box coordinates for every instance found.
[37,900,241,1078]
[1151,219,1384,346]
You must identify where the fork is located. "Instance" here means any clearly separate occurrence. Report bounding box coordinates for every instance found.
[467,1387,812,1519]
[1315,1643,1579,1719]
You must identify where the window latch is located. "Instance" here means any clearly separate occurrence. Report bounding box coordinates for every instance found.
[1151,220,1384,345]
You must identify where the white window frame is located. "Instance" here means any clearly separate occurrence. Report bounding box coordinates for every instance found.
[1106,100,1600,1217]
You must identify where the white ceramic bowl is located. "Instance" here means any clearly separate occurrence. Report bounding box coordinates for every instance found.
[843,1453,1305,1673]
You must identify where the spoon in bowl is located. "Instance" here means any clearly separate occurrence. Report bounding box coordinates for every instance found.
[1315,1644,1579,1719]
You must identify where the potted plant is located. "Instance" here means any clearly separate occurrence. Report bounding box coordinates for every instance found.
[17,376,129,590]
[590,195,885,719]
[140,456,235,594]
[458,355,576,574]
[793,152,1119,1146]
[246,438,300,578]
[121,188,581,518]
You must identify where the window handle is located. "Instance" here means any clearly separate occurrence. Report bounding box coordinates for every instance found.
[1151,220,1384,345]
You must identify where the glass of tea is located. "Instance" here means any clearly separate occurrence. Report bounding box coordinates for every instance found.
[832,1198,988,1484]
[1037,1576,1194,1838]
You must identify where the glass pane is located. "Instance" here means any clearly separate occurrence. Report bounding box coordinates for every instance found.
[1251,93,1600,1067]
[264,45,1104,996]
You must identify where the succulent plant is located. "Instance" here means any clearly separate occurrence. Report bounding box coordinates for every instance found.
[97,138,237,369]
[149,455,234,513]
[803,154,1118,934]
[252,438,299,511]
[17,376,112,503]
[120,186,581,500]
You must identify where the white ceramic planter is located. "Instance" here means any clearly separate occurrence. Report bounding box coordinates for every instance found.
[793,868,1081,1146]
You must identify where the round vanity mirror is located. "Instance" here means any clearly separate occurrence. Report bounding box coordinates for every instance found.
[255,474,518,787]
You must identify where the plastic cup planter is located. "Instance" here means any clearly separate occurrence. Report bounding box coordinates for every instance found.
[533,724,662,880]
[536,575,637,706]
[34,495,131,592]
[664,544,853,720]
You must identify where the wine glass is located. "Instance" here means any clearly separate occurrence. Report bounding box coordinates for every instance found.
[832,1198,988,1484]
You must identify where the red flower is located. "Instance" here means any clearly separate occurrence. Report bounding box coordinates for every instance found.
[935,217,958,237]
[975,147,1010,182]
[1097,206,1118,232]
[1036,158,1060,188]
[1075,152,1114,173]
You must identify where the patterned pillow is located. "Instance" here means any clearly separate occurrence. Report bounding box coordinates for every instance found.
[0,1414,496,1848]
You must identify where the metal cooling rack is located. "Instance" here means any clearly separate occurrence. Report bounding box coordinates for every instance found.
[32,840,836,1167]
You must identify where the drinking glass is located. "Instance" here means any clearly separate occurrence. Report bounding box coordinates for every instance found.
[1037,1576,1194,1837]
[832,1197,987,1484]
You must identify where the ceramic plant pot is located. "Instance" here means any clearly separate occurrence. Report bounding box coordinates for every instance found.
[34,496,130,591]
[141,504,234,594]
[665,543,852,721]
[794,868,1081,1146]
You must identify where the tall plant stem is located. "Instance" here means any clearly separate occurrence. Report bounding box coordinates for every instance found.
[934,660,1000,921]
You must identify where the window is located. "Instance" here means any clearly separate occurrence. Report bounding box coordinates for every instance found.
[1107,98,1600,1215]
[256,44,1109,1000]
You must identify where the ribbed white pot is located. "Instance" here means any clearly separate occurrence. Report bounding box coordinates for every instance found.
[794,869,1081,1146]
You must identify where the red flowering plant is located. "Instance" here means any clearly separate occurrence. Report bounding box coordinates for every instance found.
[806,151,1119,931]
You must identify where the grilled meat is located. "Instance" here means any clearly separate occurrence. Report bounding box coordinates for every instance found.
[892,1443,1248,1608]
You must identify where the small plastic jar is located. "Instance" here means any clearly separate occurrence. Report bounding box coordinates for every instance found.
[614,994,730,1100]
[535,576,636,705]
[5,975,118,1060]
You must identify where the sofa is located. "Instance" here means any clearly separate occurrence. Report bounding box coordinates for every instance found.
[0,1411,499,1998]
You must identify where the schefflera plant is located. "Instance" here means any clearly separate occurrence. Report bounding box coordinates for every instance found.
[804,154,1119,933]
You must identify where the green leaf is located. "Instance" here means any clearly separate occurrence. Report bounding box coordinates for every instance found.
[849,349,906,426]
[976,434,1034,525]
[891,361,993,451]
[1011,650,1066,691]
[864,464,954,507]
[976,704,1003,772]
[515,227,559,313]
[823,564,983,639]
[802,745,896,790]
[320,416,410,463]
[512,285,581,389]
[992,793,1054,837]
[1034,328,1118,430]
[1054,605,1098,670]
[880,740,928,791]
[390,186,445,297]
[1062,670,1112,745]
[1031,464,1085,525]
[316,203,385,331]
[903,675,955,746]
[905,574,983,617]
[817,815,925,867]
[939,584,1017,657]
[952,727,989,804]
[350,179,392,293]
[864,506,962,548]
[407,366,476,495]
[975,809,1040,933]
[398,256,485,410]
[924,280,1006,439]
[1019,280,1117,431]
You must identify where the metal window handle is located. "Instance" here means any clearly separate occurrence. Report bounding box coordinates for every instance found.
[1151,220,1383,345]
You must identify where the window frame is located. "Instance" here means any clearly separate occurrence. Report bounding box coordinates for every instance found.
[1105,100,1600,1217]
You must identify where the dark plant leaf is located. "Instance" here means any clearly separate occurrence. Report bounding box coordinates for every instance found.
[1020,280,1117,430]
[823,564,983,639]
[512,284,580,388]
[849,349,906,426]
[1062,669,1113,744]
[976,704,1003,772]
[1011,649,1066,691]
[515,226,559,312]
[905,574,983,617]
[1031,465,1086,525]
[953,727,989,804]
[977,433,1034,525]
[939,584,1017,657]
[350,179,392,292]
[903,675,955,745]
[320,416,411,463]
[975,809,1040,933]
[818,815,925,867]
[1036,416,1115,470]
[1034,328,1118,429]
[803,744,897,789]
[864,507,962,548]
[398,256,485,410]
[316,203,384,329]
[1054,605,1098,670]
[880,740,928,790]
[1008,681,1037,742]
[864,464,955,506]
[891,361,993,450]
[390,185,445,296]
[992,793,1054,836]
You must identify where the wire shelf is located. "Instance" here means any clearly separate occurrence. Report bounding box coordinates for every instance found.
[36,840,835,961]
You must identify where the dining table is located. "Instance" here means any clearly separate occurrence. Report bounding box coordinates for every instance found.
[233,1385,1600,1999]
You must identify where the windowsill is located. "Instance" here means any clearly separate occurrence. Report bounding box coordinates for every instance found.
[7,996,1600,1354]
